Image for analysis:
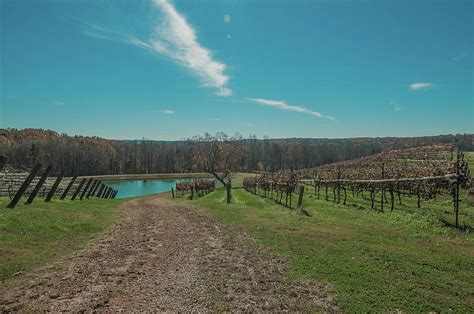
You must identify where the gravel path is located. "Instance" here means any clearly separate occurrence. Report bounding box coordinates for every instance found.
[1,195,340,312]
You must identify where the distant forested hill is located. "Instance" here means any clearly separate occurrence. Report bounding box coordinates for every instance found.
[1,128,472,176]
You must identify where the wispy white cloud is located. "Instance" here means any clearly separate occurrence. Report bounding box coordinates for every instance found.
[389,100,400,112]
[147,109,175,114]
[82,30,117,41]
[241,122,255,127]
[410,82,436,91]
[37,100,65,106]
[83,0,231,96]
[247,98,335,120]
[81,21,129,43]
[160,109,175,114]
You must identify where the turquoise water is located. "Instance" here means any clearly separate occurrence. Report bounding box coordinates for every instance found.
[104,179,191,199]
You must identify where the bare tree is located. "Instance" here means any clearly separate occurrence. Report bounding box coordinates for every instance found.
[192,132,245,203]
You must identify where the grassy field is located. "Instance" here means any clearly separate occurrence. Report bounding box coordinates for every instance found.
[0,197,122,281]
[176,184,474,312]
[464,151,474,173]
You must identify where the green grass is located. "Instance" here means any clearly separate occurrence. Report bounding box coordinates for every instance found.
[464,151,474,173]
[175,186,474,312]
[0,197,122,281]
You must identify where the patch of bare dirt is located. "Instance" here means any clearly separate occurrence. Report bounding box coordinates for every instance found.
[0,195,340,312]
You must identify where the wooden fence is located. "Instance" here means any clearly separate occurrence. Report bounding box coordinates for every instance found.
[1,159,119,209]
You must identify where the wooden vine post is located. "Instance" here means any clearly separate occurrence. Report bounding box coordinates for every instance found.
[86,180,98,198]
[103,187,111,198]
[45,174,63,202]
[29,168,44,201]
[71,178,86,200]
[100,186,108,198]
[80,178,94,200]
[60,176,77,200]
[95,184,105,198]
[454,151,460,228]
[90,180,101,197]
[381,163,385,211]
[390,188,395,211]
[297,185,305,209]
[226,177,232,203]
[7,163,42,208]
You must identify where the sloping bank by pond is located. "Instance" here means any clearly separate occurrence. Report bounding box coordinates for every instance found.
[0,197,122,281]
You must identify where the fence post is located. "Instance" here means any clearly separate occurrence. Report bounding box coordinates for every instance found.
[90,180,101,197]
[7,163,42,208]
[0,155,8,172]
[101,187,109,198]
[80,178,94,200]
[71,178,86,200]
[86,180,98,198]
[25,165,52,205]
[390,188,394,211]
[99,185,109,198]
[45,174,63,202]
[105,187,112,198]
[381,163,385,211]
[297,185,305,209]
[226,180,232,204]
[171,187,175,198]
[454,151,460,227]
[343,187,347,205]
[60,176,77,200]
[96,184,105,198]
[103,186,111,198]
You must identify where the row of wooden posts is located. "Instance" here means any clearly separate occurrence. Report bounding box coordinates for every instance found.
[171,186,215,199]
[245,183,308,215]
[1,160,118,209]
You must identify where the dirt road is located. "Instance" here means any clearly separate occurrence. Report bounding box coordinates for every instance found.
[1,195,339,312]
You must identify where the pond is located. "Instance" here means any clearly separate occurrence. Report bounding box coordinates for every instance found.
[104,179,192,199]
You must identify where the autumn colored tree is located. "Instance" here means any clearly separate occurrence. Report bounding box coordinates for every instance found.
[192,132,245,203]
[1,128,473,177]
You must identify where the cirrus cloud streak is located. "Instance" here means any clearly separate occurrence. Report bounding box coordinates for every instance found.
[247,98,335,120]
[131,0,231,96]
[82,0,231,96]
[410,82,435,91]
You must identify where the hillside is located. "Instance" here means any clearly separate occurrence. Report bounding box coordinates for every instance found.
[1,128,473,177]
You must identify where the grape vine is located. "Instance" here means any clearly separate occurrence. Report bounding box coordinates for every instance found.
[244,145,471,226]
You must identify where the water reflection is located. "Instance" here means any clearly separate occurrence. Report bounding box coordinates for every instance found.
[104,179,192,199]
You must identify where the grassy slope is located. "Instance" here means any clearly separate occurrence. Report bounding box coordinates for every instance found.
[464,151,474,173]
[0,197,122,281]
[176,183,474,312]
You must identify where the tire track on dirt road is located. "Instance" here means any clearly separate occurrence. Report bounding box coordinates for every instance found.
[1,195,340,312]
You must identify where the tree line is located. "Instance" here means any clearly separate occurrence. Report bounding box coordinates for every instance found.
[0,128,472,177]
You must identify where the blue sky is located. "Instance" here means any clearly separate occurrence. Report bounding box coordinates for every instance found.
[1,0,473,140]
